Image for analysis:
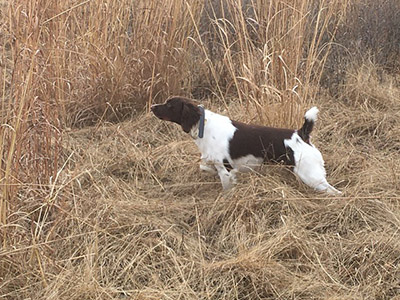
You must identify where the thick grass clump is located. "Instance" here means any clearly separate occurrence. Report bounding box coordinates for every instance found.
[1,0,400,299]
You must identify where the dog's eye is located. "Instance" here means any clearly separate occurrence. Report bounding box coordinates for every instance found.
[166,102,172,108]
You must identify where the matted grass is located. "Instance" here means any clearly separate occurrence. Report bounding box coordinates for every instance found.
[3,90,399,299]
[1,0,400,299]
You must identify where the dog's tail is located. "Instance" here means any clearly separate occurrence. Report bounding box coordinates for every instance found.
[298,107,319,144]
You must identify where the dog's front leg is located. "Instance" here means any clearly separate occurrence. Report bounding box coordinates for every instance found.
[200,157,217,175]
[214,162,236,190]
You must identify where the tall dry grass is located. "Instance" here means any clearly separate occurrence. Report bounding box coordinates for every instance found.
[0,0,204,246]
[199,0,349,126]
[1,0,400,299]
[0,0,348,239]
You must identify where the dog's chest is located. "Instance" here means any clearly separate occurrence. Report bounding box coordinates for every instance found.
[194,111,237,159]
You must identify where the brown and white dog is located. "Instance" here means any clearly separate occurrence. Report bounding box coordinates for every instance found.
[151,96,341,194]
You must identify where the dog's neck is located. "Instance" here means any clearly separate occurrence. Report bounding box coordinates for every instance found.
[189,106,206,139]
[189,122,200,139]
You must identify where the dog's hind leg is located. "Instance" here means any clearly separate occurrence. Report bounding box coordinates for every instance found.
[300,174,342,195]
[291,153,342,195]
[293,157,342,195]
[285,133,341,195]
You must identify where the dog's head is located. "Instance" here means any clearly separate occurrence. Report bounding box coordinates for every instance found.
[151,97,201,133]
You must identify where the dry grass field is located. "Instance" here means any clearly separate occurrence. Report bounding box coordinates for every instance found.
[1,0,400,299]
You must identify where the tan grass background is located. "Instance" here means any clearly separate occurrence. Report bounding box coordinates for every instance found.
[1,0,400,299]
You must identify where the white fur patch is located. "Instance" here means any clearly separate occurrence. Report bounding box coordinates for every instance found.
[194,109,237,164]
[284,132,341,194]
[231,155,263,172]
[305,106,319,122]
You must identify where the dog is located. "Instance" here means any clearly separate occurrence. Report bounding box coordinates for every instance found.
[151,96,341,194]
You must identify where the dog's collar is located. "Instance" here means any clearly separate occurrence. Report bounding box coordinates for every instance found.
[198,105,205,138]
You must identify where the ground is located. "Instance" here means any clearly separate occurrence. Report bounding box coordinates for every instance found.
[40,93,399,299]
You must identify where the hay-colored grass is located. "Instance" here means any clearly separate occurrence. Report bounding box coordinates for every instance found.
[3,92,400,299]
[1,0,400,299]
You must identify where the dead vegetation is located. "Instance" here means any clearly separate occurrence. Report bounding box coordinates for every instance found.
[1,0,400,299]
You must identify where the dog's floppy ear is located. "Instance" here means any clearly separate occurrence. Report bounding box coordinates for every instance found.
[181,102,200,133]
